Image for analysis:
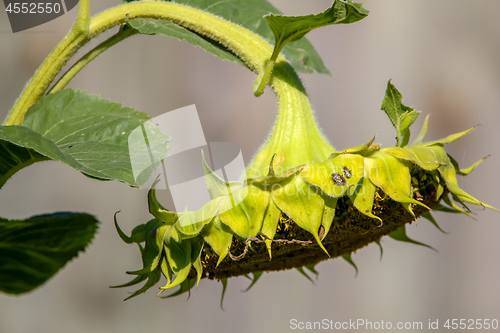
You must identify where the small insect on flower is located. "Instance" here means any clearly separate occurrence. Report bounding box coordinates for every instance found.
[415,191,423,200]
[331,172,346,186]
[343,166,352,178]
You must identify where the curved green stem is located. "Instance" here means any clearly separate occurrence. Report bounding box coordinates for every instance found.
[252,36,284,97]
[4,0,90,126]
[246,63,335,177]
[50,24,138,94]
[90,2,334,176]
[5,1,334,176]
[252,59,275,97]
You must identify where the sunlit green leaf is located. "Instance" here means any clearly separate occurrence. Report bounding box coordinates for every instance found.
[1,90,169,187]
[181,0,328,74]
[381,80,420,147]
[0,125,101,180]
[128,17,244,66]
[125,0,330,75]
[265,0,368,60]
[254,0,368,95]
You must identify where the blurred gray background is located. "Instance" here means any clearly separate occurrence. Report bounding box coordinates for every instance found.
[1,1,500,332]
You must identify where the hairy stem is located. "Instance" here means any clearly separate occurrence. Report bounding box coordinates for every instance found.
[50,25,138,94]
[88,2,334,175]
[4,0,90,126]
[5,1,333,176]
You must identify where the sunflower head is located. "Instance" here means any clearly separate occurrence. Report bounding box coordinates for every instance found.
[113,81,497,301]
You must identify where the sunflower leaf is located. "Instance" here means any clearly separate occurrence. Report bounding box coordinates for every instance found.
[254,0,368,95]
[381,81,420,147]
[124,0,330,75]
[0,212,98,295]
[0,90,170,187]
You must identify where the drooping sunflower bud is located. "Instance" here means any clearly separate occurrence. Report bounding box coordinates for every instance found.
[113,3,497,302]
